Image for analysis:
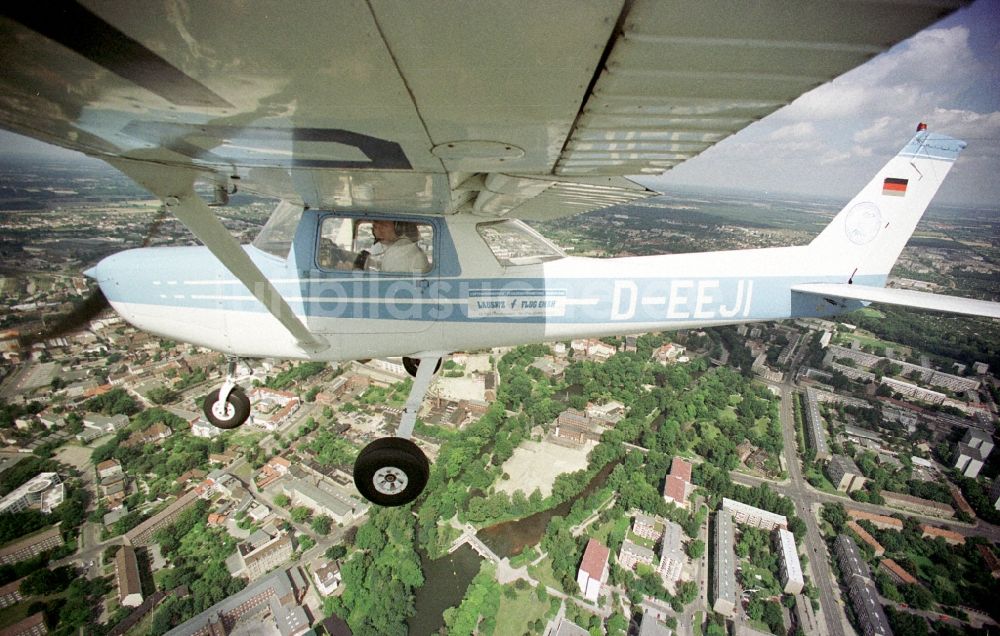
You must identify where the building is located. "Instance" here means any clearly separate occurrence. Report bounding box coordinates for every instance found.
[637,609,673,636]
[992,476,1000,511]
[833,535,870,581]
[919,524,965,546]
[881,491,954,518]
[949,483,976,519]
[793,594,822,636]
[847,509,903,532]
[163,568,310,636]
[834,535,892,636]
[954,443,987,478]
[125,488,202,547]
[576,539,609,603]
[312,560,342,596]
[804,388,831,461]
[232,532,294,580]
[82,412,129,434]
[961,428,994,455]
[552,618,590,636]
[712,510,736,617]
[0,527,64,565]
[115,546,144,607]
[96,459,123,481]
[826,455,866,493]
[847,521,885,556]
[0,612,47,636]
[190,419,222,438]
[975,544,1000,578]
[663,457,693,509]
[878,558,917,586]
[618,539,656,572]
[0,578,24,609]
[632,513,661,542]
[281,476,364,524]
[775,528,804,594]
[721,498,787,530]
[848,577,893,636]
[880,377,945,405]
[658,520,685,584]
[0,473,64,515]
[652,343,687,365]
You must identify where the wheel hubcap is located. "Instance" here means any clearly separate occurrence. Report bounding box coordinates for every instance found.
[372,466,408,495]
[212,400,235,420]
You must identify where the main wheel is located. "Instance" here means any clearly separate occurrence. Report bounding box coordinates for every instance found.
[402,356,442,378]
[202,386,251,429]
[353,437,429,507]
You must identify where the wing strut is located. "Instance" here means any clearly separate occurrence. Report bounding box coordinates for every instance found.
[107,158,328,354]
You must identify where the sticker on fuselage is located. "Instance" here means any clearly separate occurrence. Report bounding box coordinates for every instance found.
[468,289,567,318]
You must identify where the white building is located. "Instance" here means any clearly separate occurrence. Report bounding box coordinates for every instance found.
[576,539,609,603]
[0,473,64,515]
[190,419,222,438]
[776,528,804,594]
[312,560,342,596]
[658,521,685,584]
[721,498,787,530]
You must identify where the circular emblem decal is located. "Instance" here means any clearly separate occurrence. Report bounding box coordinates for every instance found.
[844,202,882,245]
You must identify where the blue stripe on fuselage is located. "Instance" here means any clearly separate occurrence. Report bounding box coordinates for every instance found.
[101,270,880,324]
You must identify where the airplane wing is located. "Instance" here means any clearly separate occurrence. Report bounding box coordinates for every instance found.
[0,1,967,220]
[791,283,1000,319]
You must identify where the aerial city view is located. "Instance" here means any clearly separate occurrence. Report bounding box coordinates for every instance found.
[1,2,999,636]
[0,153,997,636]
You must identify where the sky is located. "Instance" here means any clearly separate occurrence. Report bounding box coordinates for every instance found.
[1,0,998,209]
[648,0,1000,209]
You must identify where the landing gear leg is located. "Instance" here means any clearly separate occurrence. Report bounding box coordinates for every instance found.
[202,357,251,430]
[354,356,440,506]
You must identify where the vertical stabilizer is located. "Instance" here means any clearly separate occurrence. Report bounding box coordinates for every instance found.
[809,127,965,284]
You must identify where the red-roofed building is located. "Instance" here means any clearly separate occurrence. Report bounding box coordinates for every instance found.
[576,539,610,603]
[949,484,976,519]
[879,558,917,585]
[976,544,1000,579]
[847,521,885,557]
[670,457,693,483]
[847,509,903,531]
[919,524,965,545]
[663,476,689,509]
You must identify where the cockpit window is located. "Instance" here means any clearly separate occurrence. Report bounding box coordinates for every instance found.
[476,220,564,266]
[317,217,433,274]
[252,200,303,258]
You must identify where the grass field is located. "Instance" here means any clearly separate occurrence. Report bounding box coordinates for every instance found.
[494,585,551,636]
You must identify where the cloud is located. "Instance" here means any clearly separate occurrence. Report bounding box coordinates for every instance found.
[769,122,816,141]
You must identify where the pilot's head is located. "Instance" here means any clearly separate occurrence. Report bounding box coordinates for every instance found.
[371,220,398,243]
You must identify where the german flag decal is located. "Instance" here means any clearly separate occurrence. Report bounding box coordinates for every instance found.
[883,177,908,197]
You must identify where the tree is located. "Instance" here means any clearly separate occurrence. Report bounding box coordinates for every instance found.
[687,539,705,559]
[291,506,313,523]
[273,494,291,508]
[311,515,333,536]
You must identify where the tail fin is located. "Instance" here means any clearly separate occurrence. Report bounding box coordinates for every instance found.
[809,126,966,285]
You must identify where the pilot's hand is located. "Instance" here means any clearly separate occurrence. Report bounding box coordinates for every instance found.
[354,250,370,270]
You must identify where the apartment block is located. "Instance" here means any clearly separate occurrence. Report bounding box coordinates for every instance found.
[712,511,736,617]
[775,528,804,594]
[721,498,788,530]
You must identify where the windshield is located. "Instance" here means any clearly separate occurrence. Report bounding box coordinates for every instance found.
[252,200,304,258]
[477,219,564,266]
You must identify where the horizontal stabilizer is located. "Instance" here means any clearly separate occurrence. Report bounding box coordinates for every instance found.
[791,284,1000,320]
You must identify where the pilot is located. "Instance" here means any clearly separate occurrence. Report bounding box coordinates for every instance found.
[364,220,429,273]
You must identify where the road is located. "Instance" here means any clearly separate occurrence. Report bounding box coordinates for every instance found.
[769,379,846,636]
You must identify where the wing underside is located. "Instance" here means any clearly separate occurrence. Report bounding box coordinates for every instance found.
[792,283,1000,320]
[0,0,966,217]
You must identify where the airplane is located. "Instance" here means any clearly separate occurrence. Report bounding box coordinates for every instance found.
[1,1,996,506]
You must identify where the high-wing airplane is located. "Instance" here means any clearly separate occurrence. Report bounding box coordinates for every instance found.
[2,1,996,506]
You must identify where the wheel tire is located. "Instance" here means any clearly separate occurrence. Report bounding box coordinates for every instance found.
[402,356,442,378]
[353,437,429,507]
[202,387,251,430]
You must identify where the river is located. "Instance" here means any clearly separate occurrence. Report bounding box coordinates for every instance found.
[476,460,617,558]
[408,544,483,636]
